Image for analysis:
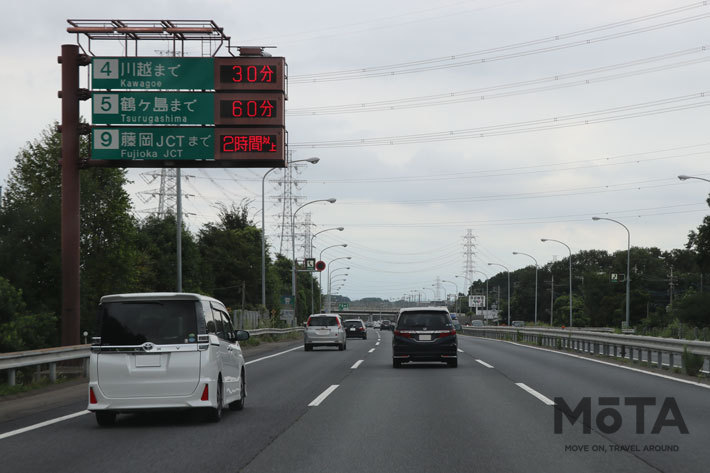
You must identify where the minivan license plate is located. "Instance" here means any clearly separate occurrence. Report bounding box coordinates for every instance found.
[135,355,161,367]
[419,334,432,341]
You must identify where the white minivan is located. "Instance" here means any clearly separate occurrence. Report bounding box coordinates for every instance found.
[88,293,249,426]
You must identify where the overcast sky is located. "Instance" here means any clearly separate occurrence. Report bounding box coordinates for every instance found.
[1,0,709,302]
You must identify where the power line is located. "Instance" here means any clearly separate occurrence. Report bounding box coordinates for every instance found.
[291,91,710,148]
[291,3,710,82]
[288,47,710,115]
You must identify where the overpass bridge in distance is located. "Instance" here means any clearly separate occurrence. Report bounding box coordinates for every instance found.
[337,308,398,322]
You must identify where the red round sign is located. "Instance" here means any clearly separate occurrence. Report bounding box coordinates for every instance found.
[315,260,326,272]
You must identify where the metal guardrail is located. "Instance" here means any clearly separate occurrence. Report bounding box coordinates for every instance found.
[462,326,710,372]
[0,327,304,388]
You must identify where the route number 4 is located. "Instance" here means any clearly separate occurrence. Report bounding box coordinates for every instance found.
[93,59,118,79]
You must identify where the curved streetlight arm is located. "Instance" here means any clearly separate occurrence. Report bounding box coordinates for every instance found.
[592,216,631,327]
[513,251,539,324]
[678,175,710,183]
[262,159,319,307]
[541,238,573,327]
[292,198,336,323]
[487,263,510,325]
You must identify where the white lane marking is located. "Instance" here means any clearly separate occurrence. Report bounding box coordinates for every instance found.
[516,383,556,406]
[476,359,494,368]
[376,342,380,346]
[351,360,364,369]
[308,385,339,407]
[490,339,710,391]
[457,348,464,353]
[368,348,376,353]
[245,345,302,365]
[0,410,90,441]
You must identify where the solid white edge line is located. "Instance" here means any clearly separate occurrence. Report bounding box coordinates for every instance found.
[0,410,90,441]
[351,360,364,369]
[245,345,303,365]
[478,337,710,391]
[516,383,556,406]
[308,385,339,407]
[476,359,494,368]
[368,348,376,353]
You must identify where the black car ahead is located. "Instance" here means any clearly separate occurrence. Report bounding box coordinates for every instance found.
[343,319,367,339]
[392,307,457,368]
[380,320,392,331]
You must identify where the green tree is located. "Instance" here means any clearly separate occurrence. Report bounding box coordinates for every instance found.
[0,123,139,341]
[134,214,201,293]
[687,194,710,273]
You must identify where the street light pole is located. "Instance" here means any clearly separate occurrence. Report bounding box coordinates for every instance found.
[470,270,489,312]
[542,238,573,327]
[310,227,344,314]
[262,157,319,308]
[513,251,539,324]
[441,280,458,313]
[328,267,349,311]
[487,263,510,325]
[593,217,631,328]
[292,198,336,324]
[319,245,348,307]
[324,255,351,311]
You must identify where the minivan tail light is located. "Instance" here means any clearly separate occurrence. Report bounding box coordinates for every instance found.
[201,384,209,401]
[89,387,98,404]
[437,330,456,338]
[394,330,413,338]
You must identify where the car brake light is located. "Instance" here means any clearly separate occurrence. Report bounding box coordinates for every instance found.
[89,387,97,404]
[394,330,413,338]
[437,330,456,338]
[337,318,341,328]
[201,384,209,401]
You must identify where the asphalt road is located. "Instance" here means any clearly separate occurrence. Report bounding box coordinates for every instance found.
[1,330,708,473]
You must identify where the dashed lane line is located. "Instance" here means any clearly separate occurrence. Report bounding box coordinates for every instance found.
[308,385,339,407]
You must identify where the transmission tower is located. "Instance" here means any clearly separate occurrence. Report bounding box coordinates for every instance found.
[463,229,477,284]
[303,212,313,259]
[434,276,442,301]
[138,169,178,216]
[271,151,308,257]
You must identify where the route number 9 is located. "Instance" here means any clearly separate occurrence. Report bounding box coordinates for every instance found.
[94,129,119,150]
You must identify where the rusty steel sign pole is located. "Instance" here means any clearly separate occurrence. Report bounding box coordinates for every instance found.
[59,44,82,346]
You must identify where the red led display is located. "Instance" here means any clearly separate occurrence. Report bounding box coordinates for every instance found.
[214,93,285,126]
[214,127,285,164]
[221,134,277,153]
[213,57,286,92]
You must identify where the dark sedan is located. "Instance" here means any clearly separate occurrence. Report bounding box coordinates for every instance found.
[343,319,367,339]
[392,307,457,368]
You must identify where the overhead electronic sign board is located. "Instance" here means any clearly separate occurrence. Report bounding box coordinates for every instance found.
[90,56,286,167]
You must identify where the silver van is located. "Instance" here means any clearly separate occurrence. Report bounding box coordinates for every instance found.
[88,293,249,426]
[304,313,346,351]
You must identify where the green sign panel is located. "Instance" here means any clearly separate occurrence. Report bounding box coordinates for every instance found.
[92,127,213,160]
[92,57,213,90]
[92,92,214,125]
[338,303,349,311]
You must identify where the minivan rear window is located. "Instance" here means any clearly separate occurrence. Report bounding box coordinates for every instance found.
[100,301,199,345]
[308,316,339,327]
[397,311,451,330]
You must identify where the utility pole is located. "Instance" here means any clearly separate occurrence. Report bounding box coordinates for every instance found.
[550,273,554,325]
[669,266,675,309]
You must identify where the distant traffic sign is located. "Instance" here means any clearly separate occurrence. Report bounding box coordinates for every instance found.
[338,303,349,311]
[469,295,486,308]
[315,261,326,272]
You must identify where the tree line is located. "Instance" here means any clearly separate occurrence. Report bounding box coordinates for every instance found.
[467,222,710,333]
[0,124,320,352]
